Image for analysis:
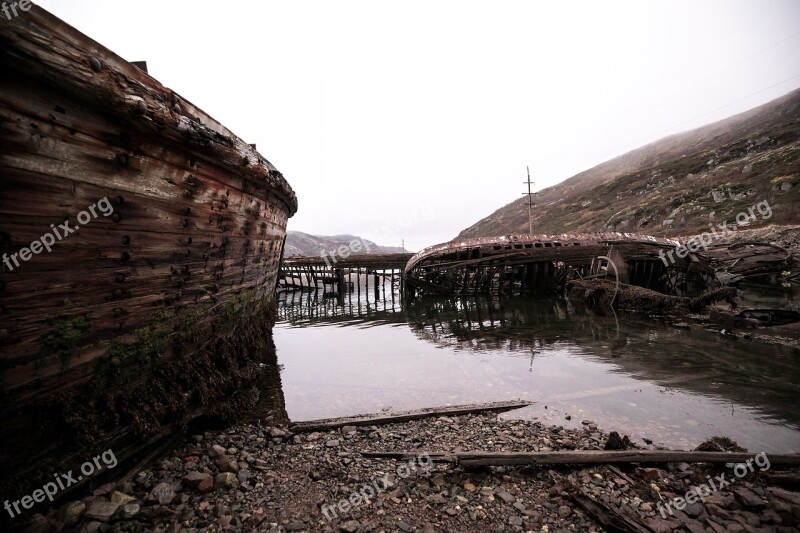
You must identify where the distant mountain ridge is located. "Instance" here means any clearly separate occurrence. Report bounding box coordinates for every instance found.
[283,231,407,257]
[458,88,800,240]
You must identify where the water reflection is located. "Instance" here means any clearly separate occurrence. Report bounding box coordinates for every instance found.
[274,282,800,452]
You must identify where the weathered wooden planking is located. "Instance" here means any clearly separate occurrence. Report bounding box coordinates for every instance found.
[0,5,295,500]
[361,450,800,466]
[0,21,294,393]
[0,10,296,209]
[290,401,533,432]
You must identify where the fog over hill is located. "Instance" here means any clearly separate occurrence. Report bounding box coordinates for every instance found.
[458,88,800,240]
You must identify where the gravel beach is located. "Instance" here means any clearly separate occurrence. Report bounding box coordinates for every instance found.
[19,413,800,532]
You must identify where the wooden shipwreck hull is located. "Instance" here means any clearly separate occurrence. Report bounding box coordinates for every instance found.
[404,233,793,296]
[695,242,792,284]
[403,233,682,295]
[0,7,296,497]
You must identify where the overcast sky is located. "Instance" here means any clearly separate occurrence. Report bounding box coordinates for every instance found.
[37,0,800,251]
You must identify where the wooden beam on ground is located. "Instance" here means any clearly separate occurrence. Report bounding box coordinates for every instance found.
[360,450,800,466]
[552,470,654,533]
[762,472,800,489]
[570,489,653,533]
[289,400,532,433]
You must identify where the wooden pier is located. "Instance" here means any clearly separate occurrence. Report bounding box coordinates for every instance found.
[279,253,413,296]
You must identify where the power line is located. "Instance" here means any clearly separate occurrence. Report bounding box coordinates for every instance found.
[600,72,800,164]
[531,72,800,195]
[616,30,800,131]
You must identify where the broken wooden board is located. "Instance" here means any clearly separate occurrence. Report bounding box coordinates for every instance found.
[289,400,532,433]
[360,450,800,466]
[700,243,791,284]
[569,489,653,533]
[553,470,654,533]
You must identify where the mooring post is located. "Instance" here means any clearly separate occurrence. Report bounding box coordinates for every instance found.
[335,268,345,295]
[356,267,361,303]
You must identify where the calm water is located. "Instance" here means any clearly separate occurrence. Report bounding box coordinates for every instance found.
[274,277,800,452]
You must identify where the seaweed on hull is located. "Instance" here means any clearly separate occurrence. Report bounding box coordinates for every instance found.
[0,291,287,507]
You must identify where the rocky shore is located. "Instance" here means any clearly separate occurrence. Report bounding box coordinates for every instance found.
[18,413,800,532]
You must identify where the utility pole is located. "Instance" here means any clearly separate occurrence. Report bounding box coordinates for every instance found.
[522,166,536,234]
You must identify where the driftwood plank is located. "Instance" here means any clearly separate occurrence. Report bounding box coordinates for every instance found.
[570,490,653,533]
[360,450,800,466]
[289,400,532,432]
[552,471,654,533]
[762,472,800,489]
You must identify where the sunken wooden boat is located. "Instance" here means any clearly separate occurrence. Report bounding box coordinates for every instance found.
[0,7,296,498]
[404,233,794,296]
[403,233,683,295]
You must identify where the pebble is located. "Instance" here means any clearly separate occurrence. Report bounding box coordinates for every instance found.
[59,500,86,526]
[214,472,239,490]
[83,500,119,523]
[340,519,360,532]
[146,482,175,505]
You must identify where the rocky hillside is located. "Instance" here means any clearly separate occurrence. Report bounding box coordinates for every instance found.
[458,88,800,240]
[283,231,407,258]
